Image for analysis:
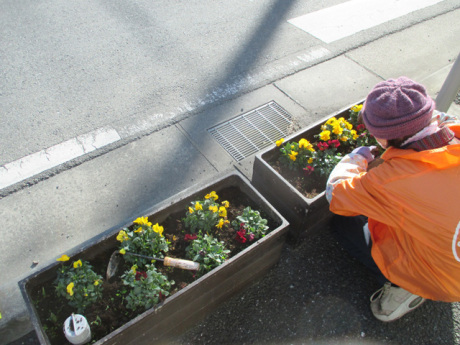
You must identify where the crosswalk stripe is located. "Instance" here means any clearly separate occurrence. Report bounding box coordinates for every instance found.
[288,0,444,43]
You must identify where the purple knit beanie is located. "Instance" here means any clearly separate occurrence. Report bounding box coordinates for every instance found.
[362,77,435,140]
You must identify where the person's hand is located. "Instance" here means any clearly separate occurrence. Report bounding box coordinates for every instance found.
[352,146,377,163]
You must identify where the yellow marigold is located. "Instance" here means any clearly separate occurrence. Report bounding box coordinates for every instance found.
[221,200,230,208]
[332,125,343,135]
[205,191,218,200]
[275,138,284,147]
[319,130,331,141]
[116,230,129,243]
[209,205,218,213]
[133,217,152,227]
[134,227,143,233]
[351,130,358,140]
[288,150,298,161]
[73,260,82,268]
[67,282,74,296]
[194,202,202,211]
[218,206,227,217]
[119,248,126,255]
[153,223,164,237]
[351,104,363,112]
[298,138,313,150]
[56,254,70,262]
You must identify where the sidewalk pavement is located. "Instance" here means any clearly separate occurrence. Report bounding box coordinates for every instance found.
[3,8,460,345]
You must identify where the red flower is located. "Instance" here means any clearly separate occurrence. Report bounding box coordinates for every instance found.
[248,233,255,242]
[135,271,147,281]
[303,166,314,175]
[235,229,247,243]
[184,234,198,241]
[317,142,329,151]
[328,139,340,148]
[357,124,366,131]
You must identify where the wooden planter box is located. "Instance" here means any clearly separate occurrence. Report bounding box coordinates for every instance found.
[19,171,289,345]
[252,102,362,240]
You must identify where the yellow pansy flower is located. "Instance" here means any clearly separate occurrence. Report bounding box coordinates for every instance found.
[188,207,194,214]
[131,265,137,273]
[218,206,227,217]
[288,151,298,161]
[298,138,313,151]
[209,205,218,213]
[216,218,225,229]
[73,260,82,268]
[351,130,358,140]
[308,157,314,164]
[332,125,343,135]
[67,282,74,296]
[57,254,70,262]
[119,248,126,255]
[221,200,230,208]
[345,121,353,130]
[275,138,284,146]
[319,130,331,141]
[194,202,203,211]
[351,104,363,112]
[205,191,218,201]
[134,227,143,233]
[326,117,337,125]
[94,280,100,286]
[116,230,129,243]
[340,136,348,141]
[133,217,152,227]
[153,223,164,237]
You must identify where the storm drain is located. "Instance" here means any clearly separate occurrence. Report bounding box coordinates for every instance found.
[208,101,293,161]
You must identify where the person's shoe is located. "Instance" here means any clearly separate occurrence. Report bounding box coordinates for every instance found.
[370,282,426,322]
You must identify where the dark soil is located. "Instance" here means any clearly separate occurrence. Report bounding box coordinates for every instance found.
[29,187,279,344]
[266,153,327,199]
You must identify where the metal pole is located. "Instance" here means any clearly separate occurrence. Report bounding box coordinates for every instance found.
[435,52,460,113]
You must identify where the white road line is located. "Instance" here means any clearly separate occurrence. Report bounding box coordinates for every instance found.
[0,127,120,190]
[288,0,444,43]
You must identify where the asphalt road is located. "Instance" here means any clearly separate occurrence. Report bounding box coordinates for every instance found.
[1,0,458,167]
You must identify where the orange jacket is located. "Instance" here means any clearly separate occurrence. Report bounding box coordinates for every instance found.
[329,124,460,302]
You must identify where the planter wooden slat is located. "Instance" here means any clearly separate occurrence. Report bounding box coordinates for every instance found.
[19,171,289,345]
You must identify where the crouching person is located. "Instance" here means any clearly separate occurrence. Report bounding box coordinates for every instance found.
[326,76,460,321]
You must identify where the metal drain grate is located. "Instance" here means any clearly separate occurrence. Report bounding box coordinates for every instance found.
[208,101,293,161]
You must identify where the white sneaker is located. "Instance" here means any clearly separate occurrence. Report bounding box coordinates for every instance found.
[370,282,426,322]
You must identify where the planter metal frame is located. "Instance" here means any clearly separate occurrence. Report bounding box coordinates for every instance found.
[19,171,289,345]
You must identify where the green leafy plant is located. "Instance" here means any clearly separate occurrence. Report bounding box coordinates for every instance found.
[183,191,230,234]
[54,255,103,313]
[277,104,380,177]
[232,207,269,243]
[185,232,230,277]
[117,217,169,267]
[121,264,174,310]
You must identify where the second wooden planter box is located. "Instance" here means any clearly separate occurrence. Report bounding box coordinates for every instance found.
[252,103,361,240]
[19,171,289,344]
